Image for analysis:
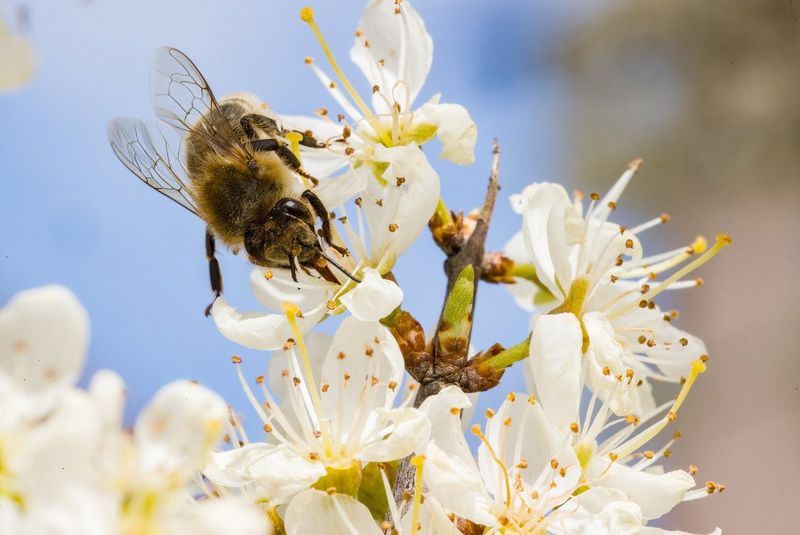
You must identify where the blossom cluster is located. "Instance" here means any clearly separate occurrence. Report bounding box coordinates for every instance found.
[2,1,729,533]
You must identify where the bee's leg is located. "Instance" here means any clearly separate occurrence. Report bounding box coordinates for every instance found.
[288,254,299,283]
[301,190,346,256]
[240,114,279,139]
[204,229,223,317]
[250,139,319,186]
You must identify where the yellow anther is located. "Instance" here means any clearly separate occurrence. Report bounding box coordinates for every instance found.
[691,236,708,254]
[299,7,314,22]
[409,455,426,535]
[285,131,303,161]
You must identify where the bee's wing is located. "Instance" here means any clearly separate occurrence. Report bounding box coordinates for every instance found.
[150,47,251,160]
[108,117,200,216]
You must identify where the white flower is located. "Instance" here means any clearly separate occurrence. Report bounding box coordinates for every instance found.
[505,162,731,416]
[418,372,721,534]
[296,0,477,167]
[212,0,477,348]
[204,312,429,505]
[0,286,266,535]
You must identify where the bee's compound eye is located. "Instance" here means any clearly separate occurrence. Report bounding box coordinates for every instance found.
[276,198,311,220]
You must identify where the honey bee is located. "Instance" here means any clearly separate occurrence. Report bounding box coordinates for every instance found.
[108,47,355,315]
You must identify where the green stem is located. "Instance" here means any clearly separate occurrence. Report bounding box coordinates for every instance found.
[483,335,531,370]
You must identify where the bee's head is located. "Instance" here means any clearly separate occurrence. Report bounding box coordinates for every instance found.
[244,198,319,267]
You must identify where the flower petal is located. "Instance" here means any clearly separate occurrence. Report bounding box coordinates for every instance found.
[285,489,382,535]
[358,406,429,462]
[162,496,269,535]
[583,312,646,417]
[350,0,432,113]
[594,463,696,519]
[529,313,583,432]
[134,380,227,479]
[250,267,333,313]
[415,100,477,165]
[339,268,403,321]
[204,443,325,500]
[210,295,325,351]
[365,143,440,260]
[0,285,89,418]
[423,442,496,527]
[418,386,477,469]
[513,183,572,299]
[320,317,404,422]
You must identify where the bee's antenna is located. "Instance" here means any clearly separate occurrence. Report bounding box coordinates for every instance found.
[300,243,362,283]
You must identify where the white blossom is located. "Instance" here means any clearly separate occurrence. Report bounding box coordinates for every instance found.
[204,310,429,506]
[418,376,722,534]
[212,0,476,349]
[505,162,731,416]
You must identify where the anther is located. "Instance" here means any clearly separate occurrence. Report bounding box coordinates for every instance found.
[507,392,516,402]
[231,355,242,364]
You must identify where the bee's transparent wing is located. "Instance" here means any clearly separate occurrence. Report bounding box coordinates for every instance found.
[150,47,250,159]
[108,117,200,216]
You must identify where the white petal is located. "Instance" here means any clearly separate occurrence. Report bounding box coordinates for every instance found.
[479,393,576,502]
[134,380,227,479]
[350,0,432,113]
[14,390,107,501]
[269,331,332,398]
[0,30,36,91]
[583,312,644,417]
[575,487,644,535]
[88,369,126,433]
[210,295,324,351]
[285,489,382,535]
[250,267,333,313]
[365,143,440,259]
[359,407,429,462]
[415,101,477,165]
[0,285,88,418]
[398,494,462,535]
[515,183,572,299]
[423,442,496,527]
[595,464,696,519]
[315,166,369,209]
[340,268,403,321]
[320,317,404,423]
[418,386,476,469]
[163,497,270,535]
[529,313,583,432]
[204,443,325,500]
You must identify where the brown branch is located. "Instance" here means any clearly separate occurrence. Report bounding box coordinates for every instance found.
[388,142,502,520]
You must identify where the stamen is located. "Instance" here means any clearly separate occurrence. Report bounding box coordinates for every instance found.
[282,302,325,423]
[612,359,706,460]
[608,235,731,320]
[409,455,426,535]
[472,424,511,506]
[300,8,391,145]
[629,214,670,235]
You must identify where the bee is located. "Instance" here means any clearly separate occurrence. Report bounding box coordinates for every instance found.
[108,47,355,315]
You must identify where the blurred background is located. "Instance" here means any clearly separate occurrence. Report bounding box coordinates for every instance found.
[1,0,797,532]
